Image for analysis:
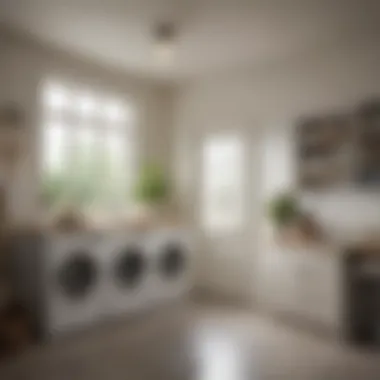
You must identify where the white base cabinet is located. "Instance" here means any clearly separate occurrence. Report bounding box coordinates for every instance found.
[261,244,342,333]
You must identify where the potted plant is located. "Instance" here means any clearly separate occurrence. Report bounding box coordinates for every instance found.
[268,192,303,245]
[133,162,170,224]
[268,192,322,246]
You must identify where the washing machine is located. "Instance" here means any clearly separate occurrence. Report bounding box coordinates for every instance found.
[101,232,152,317]
[148,228,193,304]
[10,232,107,340]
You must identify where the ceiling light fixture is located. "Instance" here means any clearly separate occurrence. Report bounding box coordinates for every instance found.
[153,22,177,66]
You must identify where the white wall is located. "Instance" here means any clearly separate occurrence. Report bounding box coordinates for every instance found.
[174,32,380,301]
[2,24,380,303]
[0,29,175,225]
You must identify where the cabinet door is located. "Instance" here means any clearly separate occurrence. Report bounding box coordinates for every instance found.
[293,251,341,329]
[262,247,297,313]
[275,253,298,314]
[312,255,341,328]
[292,253,314,318]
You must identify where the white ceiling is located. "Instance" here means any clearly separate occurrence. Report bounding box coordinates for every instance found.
[0,0,379,81]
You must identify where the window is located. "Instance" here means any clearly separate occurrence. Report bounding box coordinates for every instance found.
[41,82,135,215]
[201,134,245,232]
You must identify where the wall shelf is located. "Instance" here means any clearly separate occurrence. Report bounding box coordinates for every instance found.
[297,100,380,190]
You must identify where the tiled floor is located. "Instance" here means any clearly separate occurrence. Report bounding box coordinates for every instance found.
[1,302,380,380]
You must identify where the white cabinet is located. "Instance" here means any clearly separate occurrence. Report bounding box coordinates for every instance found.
[293,249,341,329]
[259,244,297,313]
[264,245,342,332]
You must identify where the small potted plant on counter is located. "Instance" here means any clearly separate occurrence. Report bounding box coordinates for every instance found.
[268,192,321,247]
[133,162,170,227]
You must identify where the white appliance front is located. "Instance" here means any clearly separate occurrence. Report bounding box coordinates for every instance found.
[44,233,106,336]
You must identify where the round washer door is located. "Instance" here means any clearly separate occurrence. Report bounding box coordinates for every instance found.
[159,243,186,279]
[57,252,98,300]
[114,247,146,288]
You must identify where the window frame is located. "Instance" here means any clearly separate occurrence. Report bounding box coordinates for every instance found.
[39,79,136,216]
[199,131,246,234]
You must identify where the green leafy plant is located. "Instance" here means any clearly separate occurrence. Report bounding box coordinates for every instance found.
[41,172,68,207]
[41,146,113,209]
[268,192,299,228]
[134,163,170,205]
[41,170,99,208]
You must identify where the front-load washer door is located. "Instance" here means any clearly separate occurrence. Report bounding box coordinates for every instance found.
[158,243,187,280]
[57,251,99,300]
[114,246,146,289]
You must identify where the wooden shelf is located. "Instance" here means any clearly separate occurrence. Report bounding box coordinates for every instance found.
[297,100,380,190]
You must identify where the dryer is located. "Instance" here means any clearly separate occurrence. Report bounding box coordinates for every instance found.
[10,232,106,340]
[102,233,152,317]
[148,228,193,304]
